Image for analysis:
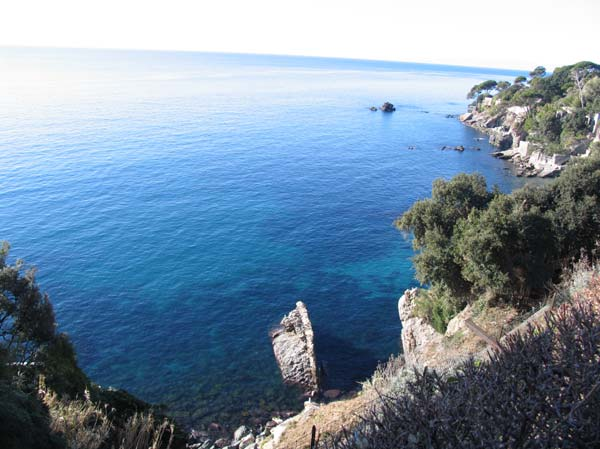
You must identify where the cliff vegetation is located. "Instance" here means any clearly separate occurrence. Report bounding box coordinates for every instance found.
[396,153,600,331]
[461,61,600,177]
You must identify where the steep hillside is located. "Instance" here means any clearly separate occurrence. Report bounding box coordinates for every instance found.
[460,62,600,176]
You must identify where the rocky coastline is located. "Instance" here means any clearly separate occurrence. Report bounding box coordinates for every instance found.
[459,107,599,178]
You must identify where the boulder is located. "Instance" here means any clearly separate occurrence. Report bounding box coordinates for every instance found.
[445,305,473,338]
[484,115,502,128]
[214,438,229,448]
[380,102,396,112]
[459,112,473,122]
[489,133,513,150]
[270,301,319,395]
[238,433,255,449]
[233,426,249,442]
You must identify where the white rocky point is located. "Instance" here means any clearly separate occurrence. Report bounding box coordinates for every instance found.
[270,301,319,395]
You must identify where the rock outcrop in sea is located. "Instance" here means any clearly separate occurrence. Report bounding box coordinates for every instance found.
[270,301,320,396]
[379,102,396,112]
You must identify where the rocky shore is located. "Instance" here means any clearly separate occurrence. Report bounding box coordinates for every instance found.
[186,280,570,449]
[459,107,598,178]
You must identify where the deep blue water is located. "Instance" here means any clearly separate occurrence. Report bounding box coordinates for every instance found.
[0,47,529,427]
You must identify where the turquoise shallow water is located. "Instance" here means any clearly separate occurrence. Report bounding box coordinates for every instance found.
[0,48,528,427]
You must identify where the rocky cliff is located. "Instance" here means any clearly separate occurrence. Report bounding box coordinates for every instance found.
[460,105,593,178]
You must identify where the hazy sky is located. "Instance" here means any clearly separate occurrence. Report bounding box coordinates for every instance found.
[1,0,598,70]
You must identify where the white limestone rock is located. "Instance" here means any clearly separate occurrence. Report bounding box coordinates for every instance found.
[270,301,319,395]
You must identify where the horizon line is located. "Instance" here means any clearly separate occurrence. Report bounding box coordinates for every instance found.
[1,44,529,74]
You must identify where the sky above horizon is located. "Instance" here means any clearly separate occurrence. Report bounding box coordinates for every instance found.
[1,0,598,71]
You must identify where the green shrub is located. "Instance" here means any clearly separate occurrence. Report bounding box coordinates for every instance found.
[413,286,465,333]
[398,154,600,308]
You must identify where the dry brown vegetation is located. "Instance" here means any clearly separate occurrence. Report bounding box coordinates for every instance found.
[40,381,174,449]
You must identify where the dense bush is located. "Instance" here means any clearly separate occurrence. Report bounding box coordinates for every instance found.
[397,154,600,318]
[396,173,494,298]
[326,284,600,449]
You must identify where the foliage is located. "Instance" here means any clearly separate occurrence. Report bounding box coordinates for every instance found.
[0,242,56,363]
[42,385,176,449]
[468,61,600,155]
[496,80,510,91]
[529,65,546,78]
[466,80,498,100]
[583,76,600,111]
[397,154,600,311]
[524,103,561,142]
[43,388,112,449]
[116,412,175,449]
[325,288,600,449]
[37,334,90,398]
[360,355,406,398]
[396,174,494,296]
[0,242,90,397]
[455,195,558,302]
[413,286,465,333]
[0,381,67,449]
[546,154,600,260]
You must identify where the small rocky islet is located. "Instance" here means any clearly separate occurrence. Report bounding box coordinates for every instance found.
[369,101,396,112]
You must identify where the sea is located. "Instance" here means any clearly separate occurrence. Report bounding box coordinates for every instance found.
[0,47,529,428]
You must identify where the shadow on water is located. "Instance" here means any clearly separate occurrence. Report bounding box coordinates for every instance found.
[314,329,382,392]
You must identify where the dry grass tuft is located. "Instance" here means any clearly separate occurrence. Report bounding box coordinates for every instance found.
[40,380,174,449]
[116,412,174,449]
[42,388,111,449]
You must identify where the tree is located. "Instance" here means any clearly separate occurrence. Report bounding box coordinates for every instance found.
[582,76,600,109]
[524,103,562,142]
[496,81,511,91]
[512,88,544,114]
[467,80,498,100]
[514,75,527,84]
[572,68,587,108]
[529,66,546,79]
[0,243,56,363]
[548,153,600,260]
[396,174,494,295]
[454,195,558,300]
[0,242,89,396]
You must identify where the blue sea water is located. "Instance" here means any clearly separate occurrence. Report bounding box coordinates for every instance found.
[0,47,529,427]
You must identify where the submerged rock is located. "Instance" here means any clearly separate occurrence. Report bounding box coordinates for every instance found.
[369,106,378,111]
[270,301,319,395]
[380,102,396,112]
